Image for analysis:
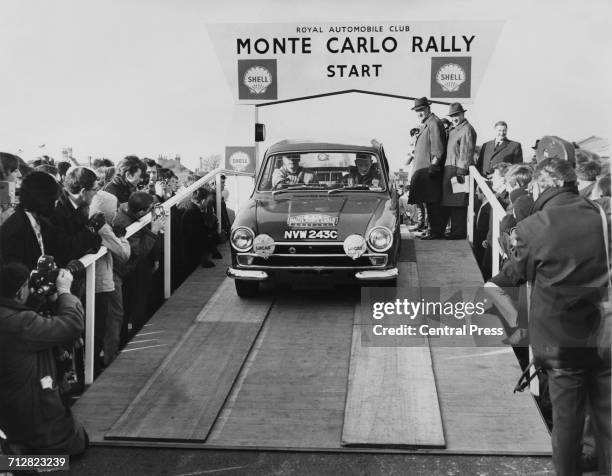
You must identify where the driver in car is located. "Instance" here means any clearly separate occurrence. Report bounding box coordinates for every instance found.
[344,154,380,186]
[272,155,315,188]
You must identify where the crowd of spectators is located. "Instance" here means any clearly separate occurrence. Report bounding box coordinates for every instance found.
[0,153,230,456]
[397,98,610,475]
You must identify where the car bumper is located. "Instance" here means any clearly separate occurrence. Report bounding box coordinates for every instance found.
[355,268,399,280]
[226,268,269,281]
[226,266,398,282]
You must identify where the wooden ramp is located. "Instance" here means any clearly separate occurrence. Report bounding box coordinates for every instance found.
[415,240,551,454]
[341,316,445,448]
[105,279,273,442]
[74,239,550,455]
[206,292,355,448]
[72,250,232,442]
[341,240,445,448]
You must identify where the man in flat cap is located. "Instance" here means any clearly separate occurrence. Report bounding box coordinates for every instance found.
[441,102,477,239]
[407,97,447,239]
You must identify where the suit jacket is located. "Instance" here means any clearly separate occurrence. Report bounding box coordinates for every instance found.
[495,187,608,368]
[441,119,477,207]
[50,192,101,266]
[477,139,523,176]
[103,176,135,205]
[0,207,73,271]
[408,113,447,204]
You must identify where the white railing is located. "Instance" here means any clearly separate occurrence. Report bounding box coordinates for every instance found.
[467,165,506,277]
[78,167,255,385]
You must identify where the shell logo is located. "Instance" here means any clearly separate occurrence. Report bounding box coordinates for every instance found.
[229,151,250,172]
[243,66,273,94]
[435,63,466,93]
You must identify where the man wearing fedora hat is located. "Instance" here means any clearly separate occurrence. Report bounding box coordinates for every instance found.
[408,97,447,239]
[441,102,477,239]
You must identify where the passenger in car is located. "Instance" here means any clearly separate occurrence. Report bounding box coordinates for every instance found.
[344,154,380,186]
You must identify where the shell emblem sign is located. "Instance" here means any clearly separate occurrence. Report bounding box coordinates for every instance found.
[435,63,466,92]
[238,59,277,100]
[430,56,471,98]
[225,146,256,174]
[243,66,273,94]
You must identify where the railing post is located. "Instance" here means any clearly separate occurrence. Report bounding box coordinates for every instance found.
[216,174,222,235]
[84,264,96,386]
[467,169,475,244]
[492,206,501,276]
[164,206,172,299]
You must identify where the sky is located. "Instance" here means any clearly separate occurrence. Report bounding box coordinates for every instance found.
[0,0,610,172]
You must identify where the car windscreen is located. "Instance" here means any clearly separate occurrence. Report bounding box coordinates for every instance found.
[257,152,387,192]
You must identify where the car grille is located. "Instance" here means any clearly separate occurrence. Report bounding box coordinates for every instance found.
[236,242,387,269]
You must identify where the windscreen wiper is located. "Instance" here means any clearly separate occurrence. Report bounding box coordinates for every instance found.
[272,185,325,195]
[327,184,371,195]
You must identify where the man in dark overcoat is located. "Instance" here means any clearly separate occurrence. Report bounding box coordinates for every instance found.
[476,120,523,176]
[407,97,447,239]
[492,157,610,475]
[440,103,477,239]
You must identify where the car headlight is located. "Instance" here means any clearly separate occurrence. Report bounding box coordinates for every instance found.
[367,226,393,252]
[231,227,255,252]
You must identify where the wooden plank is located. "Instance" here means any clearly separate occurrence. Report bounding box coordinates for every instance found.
[104,285,273,442]
[73,246,231,442]
[413,239,551,453]
[207,292,355,449]
[399,238,416,262]
[342,307,445,448]
[196,278,272,323]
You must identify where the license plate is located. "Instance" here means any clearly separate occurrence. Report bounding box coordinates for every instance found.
[283,229,338,240]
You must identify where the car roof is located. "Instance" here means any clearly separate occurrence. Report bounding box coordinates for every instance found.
[266,140,380,156]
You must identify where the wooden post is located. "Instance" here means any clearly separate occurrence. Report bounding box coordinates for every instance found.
[164,206,171,299]
[84,264,96,386]
[467,168,475,244]
[492,206,501,276]
[216,174,223,235]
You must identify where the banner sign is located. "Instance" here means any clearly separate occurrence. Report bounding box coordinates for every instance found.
[206,21,503,104]
[225,146,256,174]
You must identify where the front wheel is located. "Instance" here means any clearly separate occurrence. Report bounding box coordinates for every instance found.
[235,279,259,298]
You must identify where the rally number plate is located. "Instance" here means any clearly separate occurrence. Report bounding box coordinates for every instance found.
[283,229,338,240]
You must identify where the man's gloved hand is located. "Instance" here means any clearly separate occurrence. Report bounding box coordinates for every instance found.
[112,223,127,238]
[456,175,465,184]
[88,212,106,233]
[56,269,74,295]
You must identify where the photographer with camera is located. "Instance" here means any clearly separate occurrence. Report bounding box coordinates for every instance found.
[113,191,165,342]
[0,262,88,455]
[103,156,145,205]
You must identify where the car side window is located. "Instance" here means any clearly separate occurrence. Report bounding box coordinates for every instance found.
[258,157,280,191]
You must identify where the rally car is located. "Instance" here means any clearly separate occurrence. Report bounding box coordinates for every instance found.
[227,140,401,297]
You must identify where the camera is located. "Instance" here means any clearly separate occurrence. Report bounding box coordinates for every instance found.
[152,203,166,219]
[28,255,85,299]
